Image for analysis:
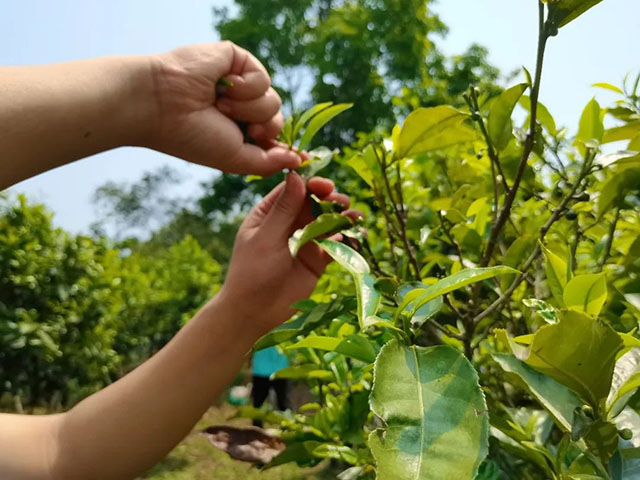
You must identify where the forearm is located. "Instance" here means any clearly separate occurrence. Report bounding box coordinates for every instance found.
[0,56,154,190]
[50,292,257,479]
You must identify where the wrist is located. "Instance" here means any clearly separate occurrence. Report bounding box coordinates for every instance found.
[203,289,264,351]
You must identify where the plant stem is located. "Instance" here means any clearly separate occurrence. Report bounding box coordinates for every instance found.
[473,152,593,325]
[599,207,620,271]
[479,1,548,269]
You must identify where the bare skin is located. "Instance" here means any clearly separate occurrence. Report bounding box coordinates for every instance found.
[0,42,356,479]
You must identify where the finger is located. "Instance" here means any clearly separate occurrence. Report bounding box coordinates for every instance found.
[307,177,335,198]
[248,111,284,141]
[261,172,307,240]
[216,88,282,123]
[243,181,286,229]
[229,143,302,176]
[321,192,350,209]
[296,242,332,278]
[342,209,364,222]
[222,72,271,101]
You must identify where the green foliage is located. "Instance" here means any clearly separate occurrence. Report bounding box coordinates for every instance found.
[240,3,640,478]
[0,195,221,409]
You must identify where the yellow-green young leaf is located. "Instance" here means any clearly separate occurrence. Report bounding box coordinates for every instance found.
[292,102,333,141]
[272,365,334,381]
[592,83,624,95]
[488,83,528,151]
[598,167,640,214]
[298,103,353,151]
[286,334,376,363]
[369,341,488,479]
[606,349,640,418]
[541,244,571,306]
[289,214,353,257]
[347,144,380,187]
[520,96,557,136]
[602,121,640,144]
[397,282,443,329]
[524,310,623,408]
[576,98,604,149]
[396,266,518,322]
[548,0,604,28]
[563,273,607,317]
[493,354,581,431]
[318,240,381,329]
[395,106,476,159]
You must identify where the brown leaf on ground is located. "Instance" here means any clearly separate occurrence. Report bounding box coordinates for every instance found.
[202,425,286,464]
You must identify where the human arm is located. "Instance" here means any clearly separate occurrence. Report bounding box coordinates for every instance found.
[0,174,357,480]
[0,41,300,190]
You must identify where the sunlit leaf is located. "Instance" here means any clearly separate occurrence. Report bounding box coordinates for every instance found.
[488,83,528,151]
[369,340,488,479]
[607,349,640,418]
[520,96,557,136]
[287,334,376,363]
[397,266,518,322]
[395,106,476,159]
[576,98,604,150]
[525,310,623,407]
[563,273,607,317]
[493,354,581,431]
[548,0,604,28]
[598,167,640,214]
[318,240,381,329]
[523,298,558,324]
[289,213,353,257]
[541,244,571,306]
[298,103,353,151]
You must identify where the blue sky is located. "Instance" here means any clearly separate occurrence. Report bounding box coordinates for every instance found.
[2,0,638,233]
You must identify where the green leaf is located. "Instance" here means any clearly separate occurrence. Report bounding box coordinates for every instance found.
[347,144,381,187]
[502,236,536,291]
[296,147,336,180]
[607,349,640,418]
[548,0,604,28]
[397,266,518,321]
[592,83,624,95]
[493,354,581,431]
[292,102,333,142]
[369,340,489,479]
[522,298,558,324]
[298,103,353,151]
[520,96,557,136]
[602,121,640,144]
[524,310,623,407]
[289,213,353,257]
[541,244,571,306]
[576,98,604,149]
[397,282,443,329]
[563,273,607,317]
[488,83,528,151]
[287,334,376,363]
[395,106,476,159]
[598,168,640,215]
[272,364,334,381]
[318,240,381,329]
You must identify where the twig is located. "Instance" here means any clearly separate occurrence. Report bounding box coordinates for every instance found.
[479,2,549,269]
[472,151,594,325]
[599,207,620,270]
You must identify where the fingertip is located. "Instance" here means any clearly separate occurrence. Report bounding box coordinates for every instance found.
[307,177,335,197]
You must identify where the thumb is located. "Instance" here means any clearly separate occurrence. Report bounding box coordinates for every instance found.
[262,172,306,238]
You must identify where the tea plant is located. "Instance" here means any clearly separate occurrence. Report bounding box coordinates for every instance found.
[240,1,640,478]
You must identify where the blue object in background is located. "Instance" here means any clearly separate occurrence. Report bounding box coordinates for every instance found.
[252,347,290,378]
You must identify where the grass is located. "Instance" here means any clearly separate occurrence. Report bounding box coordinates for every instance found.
[143,403,335,480]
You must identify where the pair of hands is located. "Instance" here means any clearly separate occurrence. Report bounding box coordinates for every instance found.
[147,41,357,335]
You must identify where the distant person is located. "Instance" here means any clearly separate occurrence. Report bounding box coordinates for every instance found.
[251,346,290,427]
[0,41,356,480]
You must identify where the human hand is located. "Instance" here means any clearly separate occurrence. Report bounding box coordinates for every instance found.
[217,173,360,337]
[146,41,300,176]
